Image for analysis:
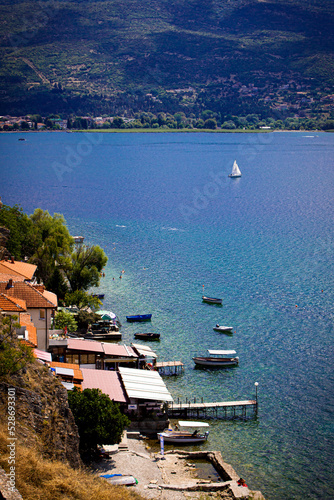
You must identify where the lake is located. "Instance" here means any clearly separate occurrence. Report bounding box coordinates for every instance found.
[1,130,333,499]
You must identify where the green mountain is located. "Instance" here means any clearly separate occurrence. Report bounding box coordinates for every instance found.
[0,0,333,119]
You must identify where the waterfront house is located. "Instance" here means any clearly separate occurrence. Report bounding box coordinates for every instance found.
[49,337,139,370]
[0,280,57,350]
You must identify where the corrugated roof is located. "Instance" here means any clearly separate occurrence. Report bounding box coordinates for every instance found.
[119,367,173,402]
[81,368,127,403]
[102,343,137,357]
[67,338,105,353]
[34,349,52,362]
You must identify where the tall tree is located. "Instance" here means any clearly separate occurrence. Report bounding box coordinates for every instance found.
[0,204,34,259]
[64,245,107,292]
[29,209,74,285]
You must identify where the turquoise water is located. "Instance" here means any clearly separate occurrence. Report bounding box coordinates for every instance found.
[1,131,333,499]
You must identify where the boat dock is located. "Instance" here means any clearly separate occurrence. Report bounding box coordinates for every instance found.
[155,361,184,375]
[166,398,257,420]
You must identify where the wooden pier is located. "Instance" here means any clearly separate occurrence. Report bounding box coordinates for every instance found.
[155,361,184,376]
[166,398,257,420]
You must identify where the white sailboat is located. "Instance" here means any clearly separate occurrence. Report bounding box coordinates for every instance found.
[228,160,241,178]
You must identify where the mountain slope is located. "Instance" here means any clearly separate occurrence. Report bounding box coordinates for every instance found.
[0,0,333,117]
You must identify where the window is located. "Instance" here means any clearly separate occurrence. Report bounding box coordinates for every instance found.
[39,309,45,320]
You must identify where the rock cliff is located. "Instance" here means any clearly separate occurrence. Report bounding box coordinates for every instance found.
[0,360,81,468]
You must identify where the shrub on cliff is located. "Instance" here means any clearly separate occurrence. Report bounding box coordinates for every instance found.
[68,388,130,457]
[0,315,34,380]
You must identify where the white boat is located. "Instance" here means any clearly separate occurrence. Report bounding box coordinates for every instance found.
[158,421,210,444]
[193,350,239,368]
[228,160,241,178]
[100,474,137,485]
[213,324,233,333]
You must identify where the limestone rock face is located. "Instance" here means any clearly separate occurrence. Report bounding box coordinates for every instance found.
[0,362,81,468]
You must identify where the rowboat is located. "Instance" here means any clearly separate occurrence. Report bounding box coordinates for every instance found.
[126,314,152,322]
[193,350,239,368]
[202,296,222,305]
[158,421,210,444]
[213,324,233,333]
[100,474,137,486]
[134,332,160,340]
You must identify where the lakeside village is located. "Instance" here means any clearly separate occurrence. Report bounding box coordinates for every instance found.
[0,252,258,427]
[0,241,266,496]
[1,109,334,132]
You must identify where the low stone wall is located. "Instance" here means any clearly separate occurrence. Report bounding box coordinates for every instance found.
[165,449,239,481]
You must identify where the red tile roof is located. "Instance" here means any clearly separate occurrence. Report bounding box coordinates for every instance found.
[81,368,127,403]
[50,361,84,381]
[0,281,57,308]
[0,260,37,280]
[0,293,26,312]
[0,273,25,282]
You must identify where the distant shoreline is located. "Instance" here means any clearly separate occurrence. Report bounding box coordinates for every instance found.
[2,128,333,134]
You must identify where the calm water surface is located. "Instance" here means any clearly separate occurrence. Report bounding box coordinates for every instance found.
[1,131,333,500]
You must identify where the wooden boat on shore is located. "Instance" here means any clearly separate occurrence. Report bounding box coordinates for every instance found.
[134,332,160,340]
[100,474,137,486]
[202,296,222,305]
[126,314,152,322]
[193,350,239,368]
[213,324,233,333]
[158,421,210,444]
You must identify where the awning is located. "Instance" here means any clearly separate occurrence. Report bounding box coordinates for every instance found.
[55,367,74,377]
[61,382,74,390]
[178,421,210,428]
[119,367,173,402]
[131,343,158,358]
[96,310,116,320]
[207,350,237,355]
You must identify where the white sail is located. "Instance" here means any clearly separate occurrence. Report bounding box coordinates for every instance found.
[229,160,241,177]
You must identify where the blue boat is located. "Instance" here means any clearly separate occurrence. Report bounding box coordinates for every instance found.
[126,314,152,322]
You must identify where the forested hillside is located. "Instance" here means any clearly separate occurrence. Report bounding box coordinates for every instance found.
[0,0,333,119]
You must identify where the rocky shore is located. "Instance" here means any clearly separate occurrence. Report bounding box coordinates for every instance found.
[94,433,265,500]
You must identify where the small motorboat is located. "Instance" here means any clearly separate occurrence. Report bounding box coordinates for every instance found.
[193,349,239,368]
[158,421,210,444]
[202,296,222,305]
[126,314,152,322]
[134,332,160,340]
[213,324,233,333]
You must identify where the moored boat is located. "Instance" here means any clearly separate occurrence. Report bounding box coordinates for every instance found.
[202,296,222,305]
[158,421,210,444]
[213,324,233,333]
[193,349,239,368]
[134,332,160,340]
[126,314,152,322]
